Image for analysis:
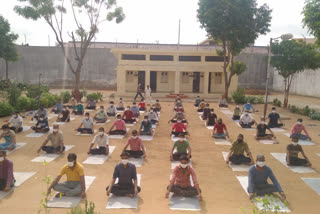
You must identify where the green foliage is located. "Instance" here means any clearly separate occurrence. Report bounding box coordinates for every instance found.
[41,92,60,107]
[26,85,49,98]
[241,194,284,214]
[0,101,13,117]
[82,88,88,98]
[67,201,99,214]
[7,82,21,107]
[272,98,282,107]
[229,60,247,76]
[303,0,320,45]
[38,161,51,214]
[60,91,71,103]
[109,93,115,99]
[302,105,311,116]
[87,92,103,102]
[232,88,246,104]
[310,111,320,120]
[0,15,19,63]
[288,104,320,121]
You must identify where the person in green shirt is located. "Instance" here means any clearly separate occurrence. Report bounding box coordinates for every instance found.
[93,106,108,123]
[225,134,254,165]
[232,104,241,120]
[170,133,191,161]
[72,103,84,115]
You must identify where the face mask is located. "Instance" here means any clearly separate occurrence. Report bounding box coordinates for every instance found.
[110,105,113,107]
[238,139,243,143]
[100,109,104,112]
[132,136,137,139]
[0,157,4,162]
[150,110,154,113]
[39,118,44,121]
[144,119,148,122]
[272,111,276,113]
[297,122,302,125]
[179,138,184,142]
[236,105,239,108]
[86,117,89,120]
[245,114,248,116]
[180,163,188,168]
[126,108,130,111]
[117,119,121,121]
[256,161,265,167]
[53,129,58,133]
[218,121,222,124]
[260,121,265,125]
[3,130,8,134]
[98,132,104,135]
[68,161,74,167]
[177,120,182,123]
[210,112,214,114]
[121,159,128,165]
[292,142,299,146]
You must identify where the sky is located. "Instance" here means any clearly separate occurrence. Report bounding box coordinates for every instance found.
[0,0,312,47]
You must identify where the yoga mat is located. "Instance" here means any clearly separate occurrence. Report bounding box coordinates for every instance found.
[83,146,115,164]
[139,111,145,114]
[237,176,290,212]
[228,116,240,123]
[6,143,26,155]
[128,157,144,167]
[0,172,36,200]
[106,174,141,209]
[139,133,154,141]
[270,128,285,132]
[283,133,315,145]
[259,139,278,144]
[171,135,187,142]
[26,132,45,138]
[222,152,250,172]
[47,176,96,208]
[50,114,59,117]
[108,128,130,140]
[199,115,204,121]
[236,123,255,130]
[271,153,315,173]
[301,178,320,195]
[94,120,111,125]
[197,112,202,115]
[31,145,74,163]
[75,130,97,136]
[171,160,192,169]
[22,126,31,132]
[152,124,157,129]
[54,118,76,125]
[214,138,231,145]
[220,110,233,115]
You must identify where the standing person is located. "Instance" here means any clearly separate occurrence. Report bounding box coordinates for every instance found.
[93,106,108,123]
[32,105,48,121]
[134,83,144,101]
[232,105,241,120]
[268,107,284,128]
[75,112,94,134]
[8,111,23,133]
[87,127,109,155]
[144,85,152,105]
[0,125,16,151]
[139,116,153,136]
[116,98,125,111]
[86,98,96,110]
[107,101,117,117]
[31,115,50,133]
[206,109,217,126]
[212,118,229,139]
[170,133,191,161]
[37,124,65,154]
[106,152,141,197]
[218,95,228,108]
[286,136,312,167]
[51,99,64,114]
[56,106,70,122]
[0,150,15,192]
[47,153,86,198]
[122,130,146,158]
[290,118,312,141]
[225,134,254,165]
[165,155,202,200]
[108,114,127,135]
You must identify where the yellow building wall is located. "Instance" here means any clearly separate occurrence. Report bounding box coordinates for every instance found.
[124,71,139,92]
[210,72,225,93]
[156,71,175,93]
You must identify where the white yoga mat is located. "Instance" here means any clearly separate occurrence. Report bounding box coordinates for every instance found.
[171,135,186,142]
[83,146,115,165]
[214,138,231,145]
[106,174,141,209]
[270,128,285,132]
[236,176,290,212]
[75,130,97,136]
[237,123,255,130]
[220,110,233,115]
[108,128,130,140]
[301,178,320,195]
[228,116,239,123]
[55,118,76,125]
[222,152,250,172]
[22,126,31,132]
[283,133,315,145]
[94,120,111,125]
[199,115,204,121]
[50,114,59,117]
[26,132,45,138]
[31,145,74,163]
[47,176,96,208]
[197,112,203,115]
[6,143,26,155]
[271,153,315,173]
[139,133,154,141]
[206,124,214,130]
[171,160,192,169]
[152,124,157,129]
[128,157,144,167]
[259,139,278,144]
[0,172,36,200]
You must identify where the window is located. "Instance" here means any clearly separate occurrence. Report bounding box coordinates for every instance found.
[150,55,174,61]
[126,71,134,82]
[215,73,222,84]
[160,72,168,83]
[121,54,146,60]
[205,56,225,62]
[182,72,189,83]
[179,56,201,62]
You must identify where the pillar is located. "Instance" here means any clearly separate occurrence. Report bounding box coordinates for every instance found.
[145,70,150,88]
[117,68,126,95]
[174,70,180,94]
[203,71,209,95]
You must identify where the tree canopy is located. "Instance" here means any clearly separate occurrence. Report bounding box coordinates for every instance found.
[303,0,320,45]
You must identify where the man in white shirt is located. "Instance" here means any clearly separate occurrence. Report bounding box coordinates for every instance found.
[75,112,94,134]
[146,109,158,124]
[87,127,109,155]
[239,113,256,128]
[107,101,117,117]
[144,85,152,105]
[8,112,23,133]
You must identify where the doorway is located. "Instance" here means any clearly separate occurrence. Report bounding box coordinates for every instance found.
[192,72,200,93]
[138,71,145,91]
[208,72,212,93]
[150,71,157,92]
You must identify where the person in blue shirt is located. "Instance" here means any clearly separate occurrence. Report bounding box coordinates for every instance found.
[243,101,255,113]
[139,116,153,136]
[31,115,50,133]
[194,96,201,107]
[268,107,284,128]
[130,102,140,118]
[51,99,63,114]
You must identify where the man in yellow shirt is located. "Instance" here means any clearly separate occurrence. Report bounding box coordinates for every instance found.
[47,153,86,198]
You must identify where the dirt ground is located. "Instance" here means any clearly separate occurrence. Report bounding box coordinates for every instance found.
[1,96,320,214]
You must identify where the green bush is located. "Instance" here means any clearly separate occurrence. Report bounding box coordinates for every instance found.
[232,88,246,104]
[87,92,103,102]
[310,112,320,120]
[67,201,99,214]
[302,105,311,116]
[60,91,71,103]
[7,83,22,107]
[16,96,39,112]
[16,82,29,91]
[40,97,49,108]
[272,98,282,107]
[41,92,60,107]
[246,95,256,104]
[29,98,38,110]
[26,85,49,98]
[0,101,13,117]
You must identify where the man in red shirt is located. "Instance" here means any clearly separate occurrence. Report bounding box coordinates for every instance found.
[212,118,229,139]
[138,99,146,111]
[171,120,189,137]
[165,155,202,200]
[122,106,136,124]
[108,114,127,135]
[122,130,146,158]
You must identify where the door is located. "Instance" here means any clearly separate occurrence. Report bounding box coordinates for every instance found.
[208,72,212,93]
[150,71,157,92]
[138,71,145,91]
[192,72,200,93]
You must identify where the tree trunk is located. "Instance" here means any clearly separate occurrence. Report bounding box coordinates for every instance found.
[73,71,81,102]
[5,59,8,88]
[283,78,290,108]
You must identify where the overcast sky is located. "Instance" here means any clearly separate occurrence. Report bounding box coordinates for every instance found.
[0,0,312,46]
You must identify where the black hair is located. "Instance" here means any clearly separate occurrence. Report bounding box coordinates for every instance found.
[297,118,303,122]
[132,130,138,134]
[67,153,77,161]
[98,127,104,131]
[120,151,129,157]
[179,154,189,161]
[2,124,9,130]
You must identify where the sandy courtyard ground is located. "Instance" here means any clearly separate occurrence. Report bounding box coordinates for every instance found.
[1,96,320,214]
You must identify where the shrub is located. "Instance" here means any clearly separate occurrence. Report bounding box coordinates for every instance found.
[246,95,256,104]
[16,96,39,112]
[272,98,282,107]
[310,112,320,120]
[60,91,71,103]
[7,83,22,107]
[26,85,49,98]
[41,92,60,107]
[87,92,103,102]
[67,201,99,214]
[16,82,29,91]
[40,97,49,108]
[232,88,246,104]
[29,98,38,110]
[302,105,311,116]
[0,101,13,117]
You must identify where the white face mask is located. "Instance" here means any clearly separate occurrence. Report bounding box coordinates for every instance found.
[0,157,4,162]
[121,159,129,165]
[86,117,89,120]
[132,136,137,139]
[177,120,182,123]
[53,129,58,133]
[150,110,154,113]
[39,118,44,121]
[3,130,8,134]
[180,163,188,168]
[297,122,302,125]
[117,119,121,121]
[272,110,276,113]
[292,142,299,146]
[98,132,104,136]
[179,138,184,142]
[260,121,265,125]
[256,161,265,167]
[67,161,74,167]
[144,119,148,122]
[236,105,239,108]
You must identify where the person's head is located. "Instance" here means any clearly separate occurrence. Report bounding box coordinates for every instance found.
[78,102,82,106]
[150,108,154,113]
[14,111,19,117]
[120,151,129,165]
[272,107,276,113]
[156,99,159,103]
[58,99,62,103]
[1,124,9,133]
[147,85,150,88]
[205,103,210,107]
[237,134,244,143]
[217,118,223,124]
[236,104,239,108]
[141,98,144,102]
[52,124,59,133]
[133,102,136,106]
[221,95,225,99]
[297,118,303,125]
[40,105,44,110]
[132,130,138,138]
[100,106,104,111]
[177,118,182,123]
[120,98,123,101]
[260,117,266,125]
[245,112,249,116]
[71,97,75,100]
[67,153,77,168]
[292,136,299,145]
[39,115,45,121]
[90,98,94,101]
[197,96,200,98]
[247,101,250,104]
[210,109,214,114]
[256,154,266,168]
[179,154,189,168]
[201,99,205,102]
[98,127,104,136]
[178,133,185,142]
[110,101,114,105]
[126,106,131,111]
[85,112,90,119]
[144,115,148,122]
[0,150,7,162]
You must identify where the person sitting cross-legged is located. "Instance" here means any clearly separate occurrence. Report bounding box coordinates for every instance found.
[93,106,108,123]
[212,118,229,139]
[108,114,127,135]
[122,106,136,124]
[248,154,286,200]
[255,118,277,142]
[116,98,125,111]
[146,108,158,124]
[0,125,16,151]
[51,99,63,114]
[225,134,254,165]
[233,105,241,120]
[153,99,162,112]
[171,120,189,137]
[290,118,312,141]
[75,112,94,134]
[56,106,70,122]
[87,127,109,155]
[0,150,15,192]
[37,124,65,154]
[286,136,312,167]
[32,105,48,121]
[268,107,284,128]
[165,155,202,201]
[107,101,117,117]
[47,153,86,198]
[31,115,50,133]
[194,96,201,107]
[243,101,255,113]
[138,99,146,111]
[123,130,146,158]
[86,98,96,110]
[206,109,217,126]
[64,97,76,109]
[72,103,84,115]
[130,102,140,118]
[170,133,191,161]
[239,112,256,128]
[219,95,228,108]
[8,111,23,133]
[197,100,205,112]
[106,151,141,198]
[201,103,211,120]
[169,110,187,124]
[139,116,153,136]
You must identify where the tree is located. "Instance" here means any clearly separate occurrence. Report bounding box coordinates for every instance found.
[303,0,320,45]
[15,0,125,101]
[270,40,320,108]
[197,0,272,98]
[0,15,19,87]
